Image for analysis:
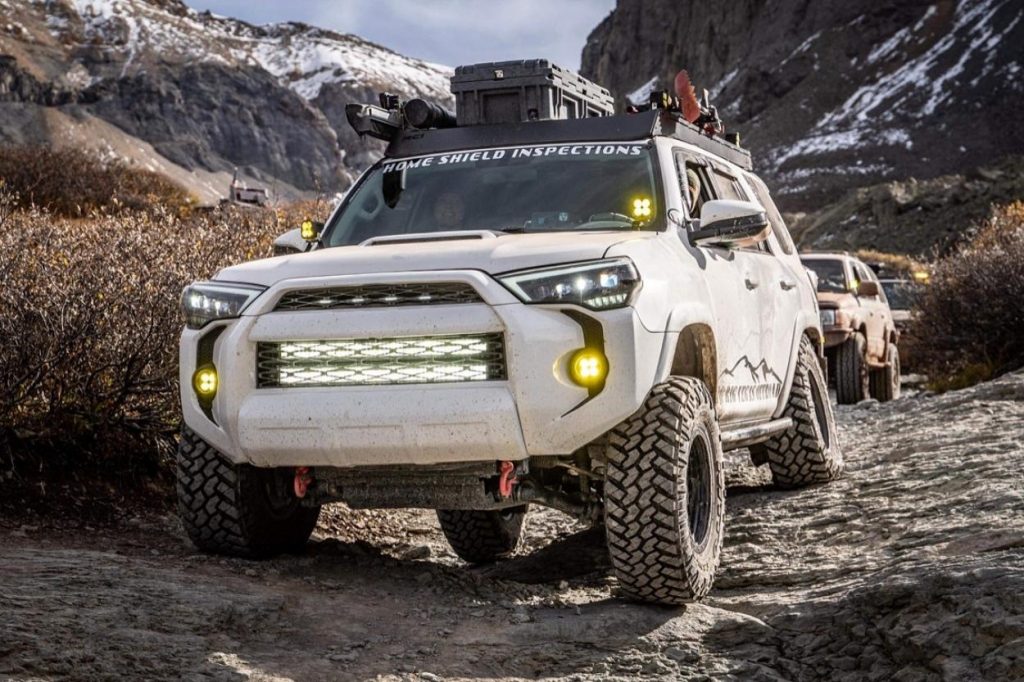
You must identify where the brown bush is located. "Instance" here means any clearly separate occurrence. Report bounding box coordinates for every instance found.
[909,202,1024,390]
[0,193,290,487]
[0,145,194,216]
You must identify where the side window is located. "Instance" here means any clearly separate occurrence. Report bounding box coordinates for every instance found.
[746,172,796,255]
[855,263,879,297]
[710,167,747,202]
[673,152,715,220]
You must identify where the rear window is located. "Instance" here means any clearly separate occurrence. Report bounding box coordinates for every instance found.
[802,259,848,293]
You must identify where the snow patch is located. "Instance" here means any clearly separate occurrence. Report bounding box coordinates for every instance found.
[59,0,451,103]
[626,76,659,106]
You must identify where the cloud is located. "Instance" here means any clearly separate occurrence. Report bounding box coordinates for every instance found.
[191,0,615,69]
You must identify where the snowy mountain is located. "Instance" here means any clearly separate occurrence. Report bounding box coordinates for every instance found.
[582,0,1024,212]
[0,0,453,201]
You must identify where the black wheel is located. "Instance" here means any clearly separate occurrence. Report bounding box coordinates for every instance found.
[761,337,845,488]
[604,377,725,604]
[835,332,869,404]
[870,342,901,402]
[437,507,526,563]
[176,427,320,558]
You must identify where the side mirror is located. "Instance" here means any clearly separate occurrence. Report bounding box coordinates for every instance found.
[272,228,310,256]
[857,280,880,297]
[690,200,770,248]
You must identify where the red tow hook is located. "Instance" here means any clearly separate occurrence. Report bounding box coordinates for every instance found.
[498,460,518,499]
[294,466,313,498]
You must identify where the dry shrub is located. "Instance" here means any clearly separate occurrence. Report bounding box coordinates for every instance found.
[0,145,194,216]
[909,202,1024,390]
[0,193,285,486]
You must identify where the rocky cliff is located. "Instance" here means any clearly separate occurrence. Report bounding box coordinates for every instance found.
[0,0,452,202]
[581,0,1024,212]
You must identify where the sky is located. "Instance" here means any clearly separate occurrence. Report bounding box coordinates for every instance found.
[189,0,617,70]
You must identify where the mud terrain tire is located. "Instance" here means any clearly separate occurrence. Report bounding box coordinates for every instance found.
[604,377,725,604]
[835,332,870,404]
[761,337,844,488]
[437,508,526,563]
[177,428,320,558]
[870,342,901,402]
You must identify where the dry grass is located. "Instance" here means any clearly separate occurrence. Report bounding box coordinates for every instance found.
[854,249,927,278]
[909,202,1024,390]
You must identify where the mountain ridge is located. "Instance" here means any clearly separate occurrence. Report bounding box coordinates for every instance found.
[0,0,453,202]
[580,0,1024,213]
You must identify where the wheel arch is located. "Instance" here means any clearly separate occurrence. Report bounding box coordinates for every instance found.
[658,323,719,406]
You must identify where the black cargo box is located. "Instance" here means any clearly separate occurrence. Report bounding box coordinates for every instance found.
[451,59,614,126]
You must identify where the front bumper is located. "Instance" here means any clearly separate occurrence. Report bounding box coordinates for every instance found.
[823,327,853,348]
[180,270,663,468]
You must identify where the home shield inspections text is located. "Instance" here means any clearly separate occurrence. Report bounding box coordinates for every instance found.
[381,144,645,172]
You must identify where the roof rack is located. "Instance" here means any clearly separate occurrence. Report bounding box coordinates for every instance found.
[385,110,752,170]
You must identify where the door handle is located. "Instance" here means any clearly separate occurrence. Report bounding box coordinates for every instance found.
[780,279,797,291]
[744,277,759,290]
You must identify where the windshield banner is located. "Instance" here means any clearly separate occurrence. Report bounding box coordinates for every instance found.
[382,144,645,172]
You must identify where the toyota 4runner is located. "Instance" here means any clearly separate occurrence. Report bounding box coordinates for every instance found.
[801,252,901,404]
[177,60,843,605]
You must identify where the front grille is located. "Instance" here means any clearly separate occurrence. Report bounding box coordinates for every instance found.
[274,283,482,311]
[256,333,506,387]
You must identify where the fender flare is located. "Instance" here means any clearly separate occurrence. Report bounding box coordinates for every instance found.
[773,309,822,418]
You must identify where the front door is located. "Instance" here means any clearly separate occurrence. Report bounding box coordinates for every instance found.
[674,152,775,424]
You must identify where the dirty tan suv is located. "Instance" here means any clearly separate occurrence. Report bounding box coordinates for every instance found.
[801,253,900,403]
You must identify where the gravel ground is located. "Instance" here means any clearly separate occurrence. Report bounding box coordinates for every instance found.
[2,372,1023,681]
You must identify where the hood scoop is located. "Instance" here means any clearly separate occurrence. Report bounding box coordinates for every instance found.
[360,230,500,247]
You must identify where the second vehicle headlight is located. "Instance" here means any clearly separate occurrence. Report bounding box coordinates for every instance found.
[497,258,641,310]
[819,309,837,327]
[181,281,266,329]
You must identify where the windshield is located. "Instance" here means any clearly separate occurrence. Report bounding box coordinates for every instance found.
[880,280,922,309]
[803,259,849,293]
[322,143,660,247]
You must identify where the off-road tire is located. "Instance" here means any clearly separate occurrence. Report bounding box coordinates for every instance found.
[870,342,901,402]
[835,332,870,404]
[604,377,725,604]
[762,337,844,488]
[437,507,526,564]
[177,427,320,558]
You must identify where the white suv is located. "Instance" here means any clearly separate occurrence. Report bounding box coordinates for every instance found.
[177,86,843,605]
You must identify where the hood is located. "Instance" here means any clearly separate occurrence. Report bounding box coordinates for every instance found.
[891,309,912,322]
[216,231,657,286]
[816,292,857,310]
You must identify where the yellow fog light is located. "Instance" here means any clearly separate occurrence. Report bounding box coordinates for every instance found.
[569,349,608,388]
[631,197,652,220]
[193,366,218,398]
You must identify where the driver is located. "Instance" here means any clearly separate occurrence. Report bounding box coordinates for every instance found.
[686,169,702,217]
[433,192,465,229]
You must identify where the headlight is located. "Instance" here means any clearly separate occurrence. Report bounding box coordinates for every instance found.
[498,258,641,310]
[181,281,266,329]
[819,309,836,327]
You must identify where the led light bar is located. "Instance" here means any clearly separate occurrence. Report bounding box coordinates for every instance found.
[257,334,506,387]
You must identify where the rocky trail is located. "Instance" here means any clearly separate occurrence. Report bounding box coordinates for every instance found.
[2,373,1023,681]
